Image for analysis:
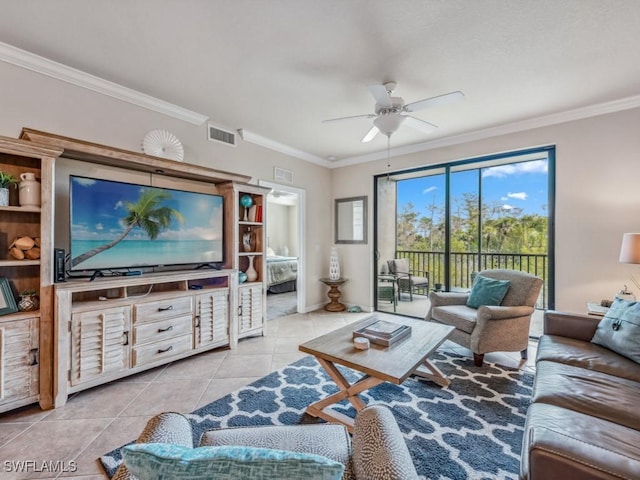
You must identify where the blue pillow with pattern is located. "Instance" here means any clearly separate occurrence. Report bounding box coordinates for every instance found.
[122,443,345,480]
[592,297,640,364]
[466,275,510,309]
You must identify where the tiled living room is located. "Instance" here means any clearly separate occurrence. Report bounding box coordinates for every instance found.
[1,2,640,480]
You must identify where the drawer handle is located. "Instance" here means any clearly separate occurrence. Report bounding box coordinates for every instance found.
[158,345,173,354]
[194,315,200,328]
[30,348,39,366]
[158,305,174,312]
[122,331,129,346]
[158,325,174,333]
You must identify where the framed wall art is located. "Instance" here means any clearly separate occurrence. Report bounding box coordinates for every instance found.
[0,278,18,316]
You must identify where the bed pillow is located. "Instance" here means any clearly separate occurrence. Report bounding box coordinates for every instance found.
[466,275,510,309]
[591,297,640,364]
[122,443,344,480]
[266,247,276,256]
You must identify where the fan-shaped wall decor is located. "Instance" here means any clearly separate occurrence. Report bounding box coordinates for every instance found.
[141,130,184,161]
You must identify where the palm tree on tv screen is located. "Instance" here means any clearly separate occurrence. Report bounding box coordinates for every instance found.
[71,189,185,267]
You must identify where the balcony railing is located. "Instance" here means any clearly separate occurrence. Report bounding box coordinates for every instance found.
[395,250,549,308]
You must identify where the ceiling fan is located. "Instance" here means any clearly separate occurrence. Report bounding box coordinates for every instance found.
[322,82,464,143]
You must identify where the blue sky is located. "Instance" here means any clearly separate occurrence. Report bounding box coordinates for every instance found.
[70,176,224,241]
[397,159,549,220]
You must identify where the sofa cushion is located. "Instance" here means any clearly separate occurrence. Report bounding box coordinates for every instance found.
[430,305,478,333]
[591,298,640,364]
[521,403,640,480]
[200,423,353,478]
[122,443,345,480]
[466,275,510,308]
[532,360,640,430]
[536,334,640,382]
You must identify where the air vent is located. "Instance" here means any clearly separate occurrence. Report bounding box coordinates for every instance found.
[207,123,236,147]
[274,167,293,184]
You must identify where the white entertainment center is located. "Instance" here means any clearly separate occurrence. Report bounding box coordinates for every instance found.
[0,129,270,411]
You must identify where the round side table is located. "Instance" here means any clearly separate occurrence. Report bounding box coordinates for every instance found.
[319,277,348,312]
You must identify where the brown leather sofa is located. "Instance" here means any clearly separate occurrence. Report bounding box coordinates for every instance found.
[520,310,640,479]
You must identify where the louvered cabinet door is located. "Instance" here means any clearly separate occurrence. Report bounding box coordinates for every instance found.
[238,284,263,335]
[194,289,229,348]
[0,317,39,408]
[70,306,131,387]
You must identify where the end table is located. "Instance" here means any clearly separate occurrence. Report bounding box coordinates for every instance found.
[319,278,348,312]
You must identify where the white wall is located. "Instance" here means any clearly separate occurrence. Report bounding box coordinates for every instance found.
[333,108,640,314]
[0,61,333,310]
[266,202,299,257]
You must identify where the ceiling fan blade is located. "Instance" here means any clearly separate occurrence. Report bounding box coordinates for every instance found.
[403,115,438,133]
[322,114,376,123]
[361,125,379,143]
[403,91,464,112]
[368,84,393,108]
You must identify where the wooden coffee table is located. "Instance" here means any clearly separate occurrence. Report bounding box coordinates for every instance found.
[298,314,454,432]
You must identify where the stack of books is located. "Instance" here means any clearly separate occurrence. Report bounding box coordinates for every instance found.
[353,319,412,347]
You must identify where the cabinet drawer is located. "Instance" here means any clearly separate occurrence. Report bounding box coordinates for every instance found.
[132,334,192,367]
[133,314,193,345]
[134,296,193,324]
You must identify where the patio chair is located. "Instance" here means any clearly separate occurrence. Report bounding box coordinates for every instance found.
[425,269,542,366]
[387,258,429,301]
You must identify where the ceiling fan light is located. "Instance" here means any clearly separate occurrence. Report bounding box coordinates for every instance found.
[373,114,405,137]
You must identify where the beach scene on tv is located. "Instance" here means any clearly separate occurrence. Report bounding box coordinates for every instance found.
[70,176,224,271]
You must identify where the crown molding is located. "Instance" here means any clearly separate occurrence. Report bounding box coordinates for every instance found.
[237,128,329,166]
[335,94,640,167]
[0,42,208,125]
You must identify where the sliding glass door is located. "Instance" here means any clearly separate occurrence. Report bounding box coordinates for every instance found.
[374,147,553,317]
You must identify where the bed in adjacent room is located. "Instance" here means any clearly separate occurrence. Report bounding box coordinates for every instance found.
[266,251,298,293]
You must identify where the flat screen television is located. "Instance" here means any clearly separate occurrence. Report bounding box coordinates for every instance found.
[69,175,224,273]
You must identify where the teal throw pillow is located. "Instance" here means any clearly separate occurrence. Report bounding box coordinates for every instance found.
[466,275,510,309]
[122,443,345,480]
[592,297,640,364]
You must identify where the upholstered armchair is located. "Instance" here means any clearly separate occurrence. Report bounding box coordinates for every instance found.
[387,258,429,301]
[113,404,418,480]
[425,269,543,366]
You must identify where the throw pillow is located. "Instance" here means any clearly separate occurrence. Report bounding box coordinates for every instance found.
[466,275,511,309]
[591,297,640,364]
[122,443,345,480]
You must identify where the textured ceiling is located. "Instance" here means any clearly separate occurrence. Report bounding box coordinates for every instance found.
[1,0,639,164]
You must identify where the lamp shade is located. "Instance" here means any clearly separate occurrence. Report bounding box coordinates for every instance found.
[619,233,640,264]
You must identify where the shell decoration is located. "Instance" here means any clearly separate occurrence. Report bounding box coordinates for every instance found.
[9,236,40,260]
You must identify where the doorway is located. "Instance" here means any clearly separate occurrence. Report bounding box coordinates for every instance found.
[259,180,306,319]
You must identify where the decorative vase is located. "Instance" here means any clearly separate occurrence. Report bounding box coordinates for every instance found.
[18,294,39,312]
[242,228,254,252]
[0,187,8,206]
[245,255,258,282]
[19,172,40,207]
[329,247,340,280]
[238,271,248,284]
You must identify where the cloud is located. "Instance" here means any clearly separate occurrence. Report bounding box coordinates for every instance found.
[502,204,514,210]
[482,160,548,178]
[508,192,527,200]
[95,223,103,231]
[72,177,96,187]
[423,186,438,194]
[114,200,124,210]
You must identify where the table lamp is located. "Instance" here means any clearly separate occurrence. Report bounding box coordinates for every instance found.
[619,233,640,296]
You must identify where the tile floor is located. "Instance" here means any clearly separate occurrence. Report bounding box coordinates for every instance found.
[0,310,537,479]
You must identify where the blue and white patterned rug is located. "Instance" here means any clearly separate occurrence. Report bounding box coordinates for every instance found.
[101,352,533,479]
